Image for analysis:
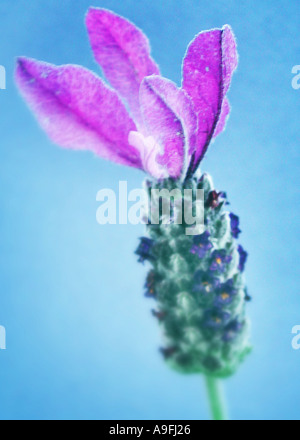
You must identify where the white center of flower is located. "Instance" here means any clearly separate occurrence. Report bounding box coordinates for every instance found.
[128,131,168,179]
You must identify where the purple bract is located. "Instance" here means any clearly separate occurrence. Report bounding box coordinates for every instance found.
[15,8,238,180]
[190,231,213,258]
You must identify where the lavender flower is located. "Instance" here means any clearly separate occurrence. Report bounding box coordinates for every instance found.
[210,250,232,272]
[230,213,241,238]
[238,245,248,272]
[190,231,213,258]
[215,279,237,306]
[15,7,251,420]
[193,271,220,296]
[135,237,154,263]
[204,309,231,329]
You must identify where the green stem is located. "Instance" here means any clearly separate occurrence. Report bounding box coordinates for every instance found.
[204,376,228,420]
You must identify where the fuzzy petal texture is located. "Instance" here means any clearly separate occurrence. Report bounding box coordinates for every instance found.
[139,75,197,179]
[182,25,237,171]
[86,7,160,128]
[15,57,142,168]
[213,97,230,138]
[221,26,238,95]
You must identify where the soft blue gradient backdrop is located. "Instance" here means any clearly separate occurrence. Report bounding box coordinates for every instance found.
[0,0,299,420]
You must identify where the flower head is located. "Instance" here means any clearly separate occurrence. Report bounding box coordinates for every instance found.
[14,9,251,379]
[15,8,237,180]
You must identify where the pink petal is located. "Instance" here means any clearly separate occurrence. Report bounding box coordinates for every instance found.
[222,26,238,95]
[213,98,230,138]
[15,57,142,168]
[182,25,238,171]
[139,75,197,179]
[86,8,160,128]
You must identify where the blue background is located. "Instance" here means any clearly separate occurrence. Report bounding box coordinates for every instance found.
[0,0,299,420]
